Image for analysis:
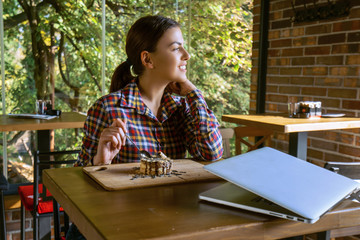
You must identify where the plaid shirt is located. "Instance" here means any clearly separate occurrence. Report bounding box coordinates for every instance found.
[76,82,223,166]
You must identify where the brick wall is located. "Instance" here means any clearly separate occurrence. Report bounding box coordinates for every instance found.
[4,195,60,240]
[251,0,360,163]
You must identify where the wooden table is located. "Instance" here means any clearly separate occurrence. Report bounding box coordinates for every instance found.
[222,114,360,160]
[43,166,360,240]
[0,112,86,132]
[1,112,86,190]
[1,112,86,239]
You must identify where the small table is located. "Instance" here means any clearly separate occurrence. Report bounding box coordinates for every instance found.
[0,112,86,189]
[0,112,86,132]
[1,112,86,239]
[222,114,360,160]
[43,166,360,240]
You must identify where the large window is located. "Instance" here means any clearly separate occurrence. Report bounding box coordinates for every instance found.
[1,0,252,184]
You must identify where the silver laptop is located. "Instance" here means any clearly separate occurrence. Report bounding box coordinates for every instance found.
[199,147,360,223]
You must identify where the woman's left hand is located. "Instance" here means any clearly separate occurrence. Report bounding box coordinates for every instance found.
[166,80,197,96]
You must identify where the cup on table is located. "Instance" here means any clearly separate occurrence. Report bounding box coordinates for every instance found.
[288,97,298,118]
[36,100,51,115]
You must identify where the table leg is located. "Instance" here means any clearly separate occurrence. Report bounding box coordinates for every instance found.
[37,130,52,240]
[317,231,330,240]
[289,132,308,160]
[280,236,303,240]
[37,130,51,153]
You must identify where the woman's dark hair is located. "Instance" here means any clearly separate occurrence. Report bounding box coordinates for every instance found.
[110,15,180,93]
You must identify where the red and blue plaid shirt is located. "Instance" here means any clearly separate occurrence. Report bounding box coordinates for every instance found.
[76,82,223,166]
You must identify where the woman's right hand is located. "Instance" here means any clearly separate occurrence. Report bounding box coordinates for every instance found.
[93,118,127,165]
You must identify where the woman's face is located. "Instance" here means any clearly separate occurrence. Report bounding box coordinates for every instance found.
[148,27,190,84]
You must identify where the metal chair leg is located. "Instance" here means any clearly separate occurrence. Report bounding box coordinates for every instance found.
[33,212,38,240]
[64,211,70,236]
[0,190,6,240]
[53,199,61,240]
[21,203,25,240]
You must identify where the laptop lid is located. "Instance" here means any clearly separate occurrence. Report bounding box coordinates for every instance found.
[201,147,360,222]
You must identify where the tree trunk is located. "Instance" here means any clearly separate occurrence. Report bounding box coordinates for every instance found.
[22,0,49,100]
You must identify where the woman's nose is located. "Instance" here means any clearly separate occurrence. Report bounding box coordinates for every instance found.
[182,48,190,61]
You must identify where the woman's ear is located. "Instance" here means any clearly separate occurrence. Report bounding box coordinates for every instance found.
[140,51,154,69]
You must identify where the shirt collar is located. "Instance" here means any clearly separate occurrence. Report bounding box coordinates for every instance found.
[118,82,181,122]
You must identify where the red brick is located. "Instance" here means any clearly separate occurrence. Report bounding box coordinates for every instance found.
[330,67,359,76]
[267,67,280,74]
[314,98,340,108]
[271,39,292,48]
[279,67,302,75]
[307,148,324,161]
[282,48,304,56]
[267,103,278,112]
[318,33,346,45]
[350,7,360,18]
[328,89,357,98]
[253,4,261,15]
[250,85,257,92]
[301,87,327,96]
[324,152,354,162]
[268,76,290,84]
[253,32,259,41]
[303,67,328,75]
[267,94,288,103]
[292,27,305,37]
[290,77,314,85]
[314,77,342,87]
[277,104,288,112]
[305,24,332,35]
[266,85,278,93]
[268,49,281,57]
[348,31,360,42]
[279,86,300,94]
[310,131,337,141]
[268,30,280,39]
[343,100,360,110]
[332,43,360,54]
[249,101,256,110]
[344,78,360,87]
[339,144,360,157]
[271,11,283,21]
[346,55,360,65]
[271,19,292,30]
[311,139,338,151]
[271,0,292,11]
[333,20,360,32]
[292,57,315,65]
[316,56,343,65]
[293,36,316,46]
[305,46,331,55]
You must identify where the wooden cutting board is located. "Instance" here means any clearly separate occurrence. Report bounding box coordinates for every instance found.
[82,160,220,191]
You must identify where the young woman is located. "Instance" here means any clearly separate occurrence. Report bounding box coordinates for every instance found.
[76,15,223,166]
[68,15,223,240]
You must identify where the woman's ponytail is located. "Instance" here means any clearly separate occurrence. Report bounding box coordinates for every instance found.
[109,61,134,93]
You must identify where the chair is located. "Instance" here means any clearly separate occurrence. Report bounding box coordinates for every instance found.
[18,150,79,240]
[219,128,235,158]
[0,173,9,240]
[219,126,273,158]
[323,161,360,239]
[234,126,273,155]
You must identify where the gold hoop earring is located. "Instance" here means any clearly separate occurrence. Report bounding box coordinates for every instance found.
[130,65,138,77]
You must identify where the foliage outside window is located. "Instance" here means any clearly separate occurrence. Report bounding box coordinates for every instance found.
[1,0,252,183]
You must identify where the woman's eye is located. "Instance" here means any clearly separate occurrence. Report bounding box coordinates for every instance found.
[173,48,180,51]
